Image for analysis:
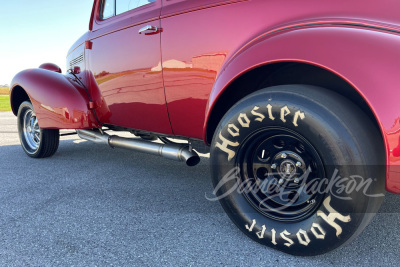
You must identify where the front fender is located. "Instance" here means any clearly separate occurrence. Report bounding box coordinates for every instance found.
[204,24,400,193]
[10,68,100,129]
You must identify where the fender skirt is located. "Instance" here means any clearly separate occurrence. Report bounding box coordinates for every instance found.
[10,68,100,129]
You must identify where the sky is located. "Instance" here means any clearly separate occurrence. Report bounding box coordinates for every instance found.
[0,1,94,85]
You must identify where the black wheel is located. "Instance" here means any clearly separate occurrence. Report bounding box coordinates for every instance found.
[17,101,59,158]
[210,85,385,256]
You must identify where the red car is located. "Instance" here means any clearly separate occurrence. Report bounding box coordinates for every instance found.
[9,0,400,255]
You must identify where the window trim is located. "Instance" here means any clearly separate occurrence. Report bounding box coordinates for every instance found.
[99,0,156,21]
[99,0,115,20]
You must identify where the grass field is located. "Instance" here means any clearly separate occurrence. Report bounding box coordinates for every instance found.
[0,87,9,95]
[0,95,11,111]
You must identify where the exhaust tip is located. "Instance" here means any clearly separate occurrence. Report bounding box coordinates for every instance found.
[186,155,201,167]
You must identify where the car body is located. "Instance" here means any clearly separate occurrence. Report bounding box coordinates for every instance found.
[9,0,400,255]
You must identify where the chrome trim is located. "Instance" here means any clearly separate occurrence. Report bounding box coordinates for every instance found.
[76,129,110,145]
[23,110,40,151]
[138,25,158,34]
[69,53,84,69]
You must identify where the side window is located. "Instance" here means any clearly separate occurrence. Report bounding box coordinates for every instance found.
[101,0,115,19]
[100,0,156,19]
[116,0,156,15]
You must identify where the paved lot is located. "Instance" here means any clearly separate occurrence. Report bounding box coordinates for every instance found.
[0,111,399,266]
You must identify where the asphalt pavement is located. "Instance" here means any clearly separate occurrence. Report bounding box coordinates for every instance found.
[0,111,399,266]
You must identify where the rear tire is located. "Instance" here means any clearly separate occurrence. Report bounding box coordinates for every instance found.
[210,85,385,256]
[17,101,59,158]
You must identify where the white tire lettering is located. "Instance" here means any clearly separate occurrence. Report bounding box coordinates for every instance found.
[245,221,325,246]
[245,219,256,232]
[296,229,311,246]
[311,223,326,239]
[280,106,290,123]
[238,113,250,128]
[216,132,239,161]
[317,196,351,237]
[227,124,240,137]
[256,225,267,239]
[266,104,275,121]
[271,228,278,245]
[280,230,294,247]
[251,106,265,122]
[293,110,305,127]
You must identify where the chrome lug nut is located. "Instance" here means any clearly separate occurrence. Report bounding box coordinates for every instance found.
[281,153,287,159]
[294,178,300,183]
[296,161,302,167]
[271,163,277,169]
[278,178,284,185]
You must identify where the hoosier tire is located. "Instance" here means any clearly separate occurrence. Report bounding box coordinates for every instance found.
[17,101,59,158]
[210,85,385,256]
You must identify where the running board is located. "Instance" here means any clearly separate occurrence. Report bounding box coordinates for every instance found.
[76,129,200,166]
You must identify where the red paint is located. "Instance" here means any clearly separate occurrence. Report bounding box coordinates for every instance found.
[85,41,93,50]
[10,69,100,129]
[10,0,400,193]
[203,26,400,193]
[39,63,62,73]
[88,0,172,134]
[159,0,400,193]
[72,66,81,75]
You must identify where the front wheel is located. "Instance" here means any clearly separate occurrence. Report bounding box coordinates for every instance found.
[17,101,59,158]
[210,85,385,256]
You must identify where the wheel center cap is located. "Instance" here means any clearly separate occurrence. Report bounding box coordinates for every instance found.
[279,160,297,179]
[27,126,32,133]
[271,151,306,182]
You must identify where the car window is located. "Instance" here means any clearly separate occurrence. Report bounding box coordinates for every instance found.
[101,0,115,19]
[101,0,156,19]
[116,0,156,15]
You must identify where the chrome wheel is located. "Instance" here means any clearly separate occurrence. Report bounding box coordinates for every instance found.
[18,101,59,158]
[23,109,40,151]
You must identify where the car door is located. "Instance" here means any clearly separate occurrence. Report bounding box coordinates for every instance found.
[88,0,172,134]
[160,0,236,139]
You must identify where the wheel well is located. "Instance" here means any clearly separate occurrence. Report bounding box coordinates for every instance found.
[206,62,382,144]
[10,86,30,116]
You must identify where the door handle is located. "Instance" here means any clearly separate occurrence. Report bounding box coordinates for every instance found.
[139,25,158,34]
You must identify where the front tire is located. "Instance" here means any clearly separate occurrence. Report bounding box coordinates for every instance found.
[210,85,385,256]
[17,101,59,158]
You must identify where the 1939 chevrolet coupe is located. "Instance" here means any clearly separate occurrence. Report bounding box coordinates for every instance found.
[10,0,400,255]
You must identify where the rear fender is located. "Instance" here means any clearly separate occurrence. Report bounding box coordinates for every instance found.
[204,24,400,193]
[10,68,100,129]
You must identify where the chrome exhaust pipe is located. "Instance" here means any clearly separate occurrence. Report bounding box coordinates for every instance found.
[76,129,200,166]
